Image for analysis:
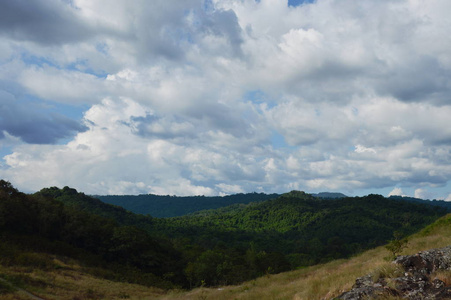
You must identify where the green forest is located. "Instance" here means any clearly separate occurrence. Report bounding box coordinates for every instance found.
[0,180,448,290]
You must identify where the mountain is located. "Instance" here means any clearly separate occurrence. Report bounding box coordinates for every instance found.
[159,212,451,300]
[95,191,349,218]
[53,187,448,286]
[389,195,451,211]
[311,192,348,199]
[155,191,446,260]
[1,180,450,299]
[1,182,448,291]
[0,181,185,289]
[95,192,280,217]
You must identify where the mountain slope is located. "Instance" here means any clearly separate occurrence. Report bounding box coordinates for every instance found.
[157,213,451,300]
[95,192,279,217]
[156,191,446,257]
[41,186,447,287]
[1,181,450,299]
[0,181,185,290]
[312,192,348,199]
[389,195,451,211]
[1,206,449,300]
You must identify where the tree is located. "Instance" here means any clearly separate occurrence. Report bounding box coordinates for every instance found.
[0,180,19,197]
[385,231,408,260]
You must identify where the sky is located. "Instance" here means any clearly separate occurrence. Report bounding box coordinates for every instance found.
[0,0,451,200]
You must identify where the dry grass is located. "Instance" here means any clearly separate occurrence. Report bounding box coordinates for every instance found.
[432,270,451,286]
[0,258,166,300]
[157,249,388,300]
[1,214,450,300]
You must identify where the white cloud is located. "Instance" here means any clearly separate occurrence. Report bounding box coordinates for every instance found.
[388,188,405,197]
[1,98,270,194]
[216,183,245,195]
[20,66,107,104]
[354,145,376,154]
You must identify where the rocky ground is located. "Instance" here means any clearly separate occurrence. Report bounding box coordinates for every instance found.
[337,246,451,299]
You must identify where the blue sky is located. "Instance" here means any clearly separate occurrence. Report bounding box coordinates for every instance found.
[0,0,450,200]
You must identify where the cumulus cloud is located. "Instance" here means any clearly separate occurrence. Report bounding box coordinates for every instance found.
[0,0,451,197]
[1,98,270,194]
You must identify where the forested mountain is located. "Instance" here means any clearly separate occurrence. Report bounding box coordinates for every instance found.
[0,181,448,290]
[95,192,279,217]
[37,186,447,287]
[0,181,185,289]
[153,191,446,269]
[389,195,451,211]
[311,192,348,199]
[94,192,349,218]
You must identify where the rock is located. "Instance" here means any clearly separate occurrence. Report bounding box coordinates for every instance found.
[337,275,398,300]
[394,246,451,275]
[337,286,396,300]
[335,245,451,300]
[353,275,373,288]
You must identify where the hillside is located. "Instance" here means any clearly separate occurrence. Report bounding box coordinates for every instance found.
[94,192,279,218]
[0,181,186,291]
[94,192,349,218]
[158,213,451,300]
[311,192,348,199]
[389,195,451,211]
[36,187,448,287]
[0,208,450,299]
[154,191,446,261]
[0,181,449,297]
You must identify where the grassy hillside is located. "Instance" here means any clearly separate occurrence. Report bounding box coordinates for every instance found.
[0,252,167,300]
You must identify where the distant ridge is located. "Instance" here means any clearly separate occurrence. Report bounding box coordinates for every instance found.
[389,195,451,211]
[95,192,279,218]
[312,192,348,199]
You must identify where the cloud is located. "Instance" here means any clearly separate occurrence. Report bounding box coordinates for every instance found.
[0,90,87,144]
[0,0,451,198]
[0,0,96,45]
[0,98,270,195]
[354,145,376,154]
[20,65,107,104]
[388,188,405,197]
[216,183,245,195]
[195,8,244,56]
